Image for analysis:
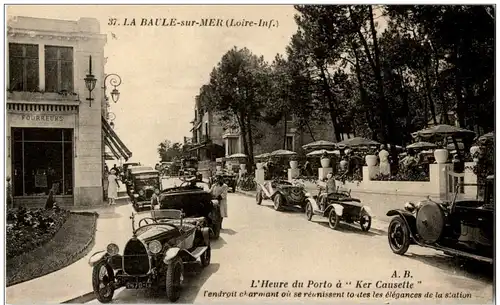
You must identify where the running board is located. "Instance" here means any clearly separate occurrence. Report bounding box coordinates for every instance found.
[189,246,208,260]
[423,243,492,264]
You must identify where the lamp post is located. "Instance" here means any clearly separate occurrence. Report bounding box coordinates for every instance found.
[103,73,122,104]
[84,56,97,107]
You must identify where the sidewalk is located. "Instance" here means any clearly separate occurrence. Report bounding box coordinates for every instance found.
[6,201,134,304]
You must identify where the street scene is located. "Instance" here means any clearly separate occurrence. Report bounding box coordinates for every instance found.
[4,4,495,305]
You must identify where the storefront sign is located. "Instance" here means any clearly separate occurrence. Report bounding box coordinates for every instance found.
[21,114,64,122]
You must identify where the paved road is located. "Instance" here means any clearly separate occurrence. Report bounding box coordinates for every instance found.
[86,188,492,304]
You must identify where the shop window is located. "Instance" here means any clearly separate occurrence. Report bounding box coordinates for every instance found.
[12,128,74,196]
[45,46,74,93]
[8,43,39,92]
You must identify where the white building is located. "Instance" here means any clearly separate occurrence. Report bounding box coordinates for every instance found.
[6,16,132,207]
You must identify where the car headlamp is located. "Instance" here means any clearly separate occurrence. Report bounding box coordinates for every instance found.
[106,243,119,256]
[148,240,162,254]
[404,202,416,212]
[305,192,311,197]
[139,190,145,196]
[155,188,160,194]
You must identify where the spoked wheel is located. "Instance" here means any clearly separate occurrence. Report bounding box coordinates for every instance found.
[359,214,372,232]
[305,202,313,221]
[388,216,410,255]
[273,194,284,211]
[166,258,184,302]
[200,245,211,267]
[328,209,340,230]
[256,191,262,205]
[92,261,115,303]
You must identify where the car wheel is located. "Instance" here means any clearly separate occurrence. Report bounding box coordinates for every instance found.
[359,214,372,232]
[328,209,340,230]
[256,191,262,205]
[200,245,211,267]
[92,261,115,303]
[388,216,410,255]
[273,194,283,211]
[305,202,313,221]
[165,257,183,302]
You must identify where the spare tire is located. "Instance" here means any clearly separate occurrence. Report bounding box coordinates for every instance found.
[416,201,445,244]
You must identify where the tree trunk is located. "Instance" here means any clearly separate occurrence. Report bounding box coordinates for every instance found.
[423,65,438,125]
[246,114,255,173]
[318,64,342,142]
[283,115,288,149]
[237,111,250,161]
[305,120,316,142]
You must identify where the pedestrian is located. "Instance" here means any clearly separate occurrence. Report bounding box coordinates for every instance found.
[209,175,229,229]
[112,164,120,176]
[107,169,120,205]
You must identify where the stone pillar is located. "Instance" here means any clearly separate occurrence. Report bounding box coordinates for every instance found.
[363,165,380,181]
[288,168,300,181]
[255,169,265,184]
[430,163,448,200]
[318,168,332,180]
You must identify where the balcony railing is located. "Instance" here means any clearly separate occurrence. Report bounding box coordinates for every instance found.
[7,90,80,103]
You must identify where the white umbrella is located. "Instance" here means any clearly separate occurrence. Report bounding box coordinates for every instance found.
[254,152,271,159]
[270,149,297,156]
[227,153,247,159]
[406,141,437,150]
[302,140,336,150]
[338,137,380,147]
[306,149,336,156]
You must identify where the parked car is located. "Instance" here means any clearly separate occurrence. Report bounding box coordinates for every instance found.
[304,186,373,231]
[256,180,307,211]
[88,209,211,303]
[386,175,494,264]
[128,167,161,211]
[178,157,203,181]
[157,179,221,239]
[208,171,238,192]
[122,162,141,181]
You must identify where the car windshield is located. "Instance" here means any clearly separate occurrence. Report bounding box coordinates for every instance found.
[135,177,159,189]
[183,160,197,168]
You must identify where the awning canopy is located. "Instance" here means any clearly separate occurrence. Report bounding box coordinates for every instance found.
[104,151,115,160]
[102,116,132,161]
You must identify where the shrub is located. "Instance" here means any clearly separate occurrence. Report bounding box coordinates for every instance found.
[6,206,70,259]
[238,173,256,191]
[373,170,430,182]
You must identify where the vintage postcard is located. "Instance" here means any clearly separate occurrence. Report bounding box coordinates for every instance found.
[4,3,495,304]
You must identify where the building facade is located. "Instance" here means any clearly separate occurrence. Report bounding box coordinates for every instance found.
[6,16,131,207]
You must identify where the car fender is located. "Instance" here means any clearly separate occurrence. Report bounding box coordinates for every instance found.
[306,197,320,211]
[164,247,181,264]
[201,227,210,245]
[88,250,108,267]
[387,209,417,236]
[360,206,373,217]
[326,203,343,217]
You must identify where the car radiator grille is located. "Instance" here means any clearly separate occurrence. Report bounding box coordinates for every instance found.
[123,239,150,275]
[145,189,154,199]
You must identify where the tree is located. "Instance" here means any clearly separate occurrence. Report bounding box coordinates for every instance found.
[157,140,183,162]
[203,47,272,170]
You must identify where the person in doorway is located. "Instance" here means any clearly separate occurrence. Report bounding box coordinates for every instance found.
[209,175,229,229]
[107,169,120,205]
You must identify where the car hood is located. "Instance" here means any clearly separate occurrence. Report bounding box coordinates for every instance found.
[135,224,181,243]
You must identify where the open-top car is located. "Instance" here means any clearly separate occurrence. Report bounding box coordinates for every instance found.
[157,178,221,239]
[178,157,203,181]
[304,186,373,231]
[256,179,307,211]
[127,167,161,211]
[88,209,211,303]
[386,175,494,264]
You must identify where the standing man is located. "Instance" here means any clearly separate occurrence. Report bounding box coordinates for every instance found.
[209,175,229,229]
[112,164,120,176]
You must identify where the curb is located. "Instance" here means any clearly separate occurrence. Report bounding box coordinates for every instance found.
[62,291,96,304]
[235,190,389,233]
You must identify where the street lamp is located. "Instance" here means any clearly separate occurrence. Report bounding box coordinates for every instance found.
[84,56,97,107]
[103,73,122,103]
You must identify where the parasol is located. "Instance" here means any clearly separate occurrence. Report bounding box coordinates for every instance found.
[476,132,494,145]
[302,140,336,150]
[411,124,475,138]
[306,149,337,156]
[227,153,247,159]
[406,142,437,150]
[270,149,297,157]
[337,137,380,147]
[254,152,271,159]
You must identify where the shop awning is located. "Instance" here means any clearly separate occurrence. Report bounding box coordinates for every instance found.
[102,116,133,161]
[104,151,115,160]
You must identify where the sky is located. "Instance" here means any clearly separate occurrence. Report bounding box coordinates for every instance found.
[7,5,298,167]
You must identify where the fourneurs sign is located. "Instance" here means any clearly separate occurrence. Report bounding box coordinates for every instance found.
[21,114,64,122]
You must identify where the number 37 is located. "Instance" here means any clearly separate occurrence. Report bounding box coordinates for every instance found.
[108,18,118,26]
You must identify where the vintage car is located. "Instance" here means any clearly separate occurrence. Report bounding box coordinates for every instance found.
[128,167,162,211]
[304,186,372,231]
[256,180,307,211]
[88,209,211,303]
[157,179,221,239]
[208,171,238,192]
[386,175,494,264]
[178,157,203,181]
[122,162,141,180]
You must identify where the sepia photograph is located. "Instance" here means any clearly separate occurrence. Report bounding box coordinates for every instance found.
[3,3,495,304]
